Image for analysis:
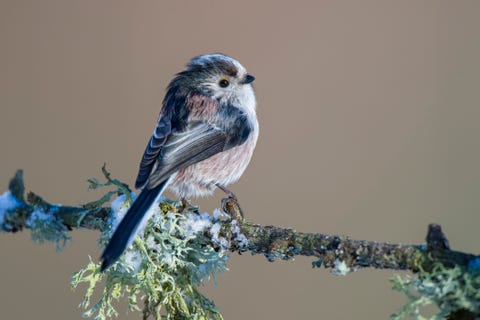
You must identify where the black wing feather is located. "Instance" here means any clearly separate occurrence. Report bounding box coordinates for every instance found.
[135,115,172,189]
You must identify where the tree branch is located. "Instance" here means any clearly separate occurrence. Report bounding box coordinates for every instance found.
[234,209,475,273]
[1,170,479,319]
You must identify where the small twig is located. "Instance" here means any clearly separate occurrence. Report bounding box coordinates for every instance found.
[2,170,479,275]
[2,170,479,319]
[220,197,478,276]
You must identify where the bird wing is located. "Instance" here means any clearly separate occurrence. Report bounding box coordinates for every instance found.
[135,114,172,189]
[136,89,252,191]
[145,122,229,189]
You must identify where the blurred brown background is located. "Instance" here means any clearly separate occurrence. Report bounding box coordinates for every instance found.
[1,1,480,319]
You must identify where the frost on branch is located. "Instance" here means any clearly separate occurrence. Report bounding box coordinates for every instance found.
[1,169,480,320]
[0,170,71,249]
[72,197,230,320]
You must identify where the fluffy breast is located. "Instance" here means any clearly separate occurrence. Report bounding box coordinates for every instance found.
[168,117,258,199]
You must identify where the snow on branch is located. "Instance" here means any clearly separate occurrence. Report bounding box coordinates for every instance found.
[1,169,479,320]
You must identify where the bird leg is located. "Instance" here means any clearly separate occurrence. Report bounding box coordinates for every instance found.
[216,184,245,219]
[180,198,199,214]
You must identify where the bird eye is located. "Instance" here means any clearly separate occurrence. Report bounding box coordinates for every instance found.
[218,78,230,88]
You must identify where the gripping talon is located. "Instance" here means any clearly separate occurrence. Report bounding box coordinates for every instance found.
[181,198,199,213]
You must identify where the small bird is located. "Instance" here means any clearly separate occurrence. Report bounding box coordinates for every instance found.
[101,53,259,271]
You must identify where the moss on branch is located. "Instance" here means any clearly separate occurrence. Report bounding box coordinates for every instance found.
[1,169,479,319]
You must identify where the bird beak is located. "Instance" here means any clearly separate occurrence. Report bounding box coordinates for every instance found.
[243,74,255,84]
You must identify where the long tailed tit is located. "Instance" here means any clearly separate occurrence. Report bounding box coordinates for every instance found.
[101,53,258,271]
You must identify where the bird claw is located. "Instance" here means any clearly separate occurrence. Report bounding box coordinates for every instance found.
[181,198,199,214]
[221,196,245,221]
[216,184,245,220]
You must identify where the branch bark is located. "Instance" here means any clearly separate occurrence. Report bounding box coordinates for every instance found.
[1,170,479,319]
[1,170,478,273]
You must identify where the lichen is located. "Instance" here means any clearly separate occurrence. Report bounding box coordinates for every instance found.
[0,190,20,232]
[27,208,71,250]
[391,263,480,319]
[71,195,228,320]
[5,168,480,320]
[332,259,352,276]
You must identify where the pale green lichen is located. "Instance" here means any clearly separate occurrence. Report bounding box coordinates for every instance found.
[27,208,71,251]
[21,165,127,251]
[391,263,480,319]
[71,196,228,320]
[332,259,353,276]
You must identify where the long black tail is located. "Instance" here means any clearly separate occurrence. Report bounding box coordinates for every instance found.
[100,180,168,271]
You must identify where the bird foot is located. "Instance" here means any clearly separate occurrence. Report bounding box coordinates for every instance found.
[180,198,199,214]
[221,196,245,221]
[216,184,245,220]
